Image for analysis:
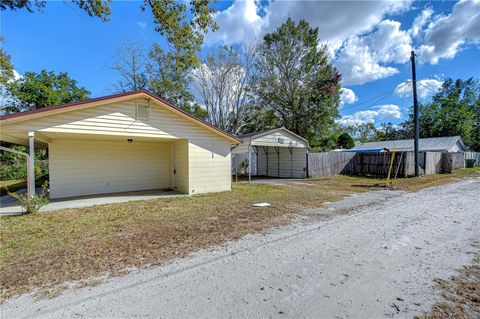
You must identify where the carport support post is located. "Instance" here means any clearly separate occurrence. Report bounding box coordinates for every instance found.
[248,143,252,183]
[28,131,35,198]
[235,155,238,182]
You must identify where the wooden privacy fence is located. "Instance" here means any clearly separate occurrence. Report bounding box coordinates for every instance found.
[425,152,443,175]
[308,151,467,178]
[353,152,413,177]
[307,152,356,178]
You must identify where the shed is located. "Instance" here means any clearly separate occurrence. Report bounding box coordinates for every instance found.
[0,90,241,199]
[352,136,466,153]
[232,128,309,180]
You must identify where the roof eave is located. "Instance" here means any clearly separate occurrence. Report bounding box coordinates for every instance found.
[0,90,242,144]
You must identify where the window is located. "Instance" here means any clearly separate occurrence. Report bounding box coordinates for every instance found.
[135,103,149,121]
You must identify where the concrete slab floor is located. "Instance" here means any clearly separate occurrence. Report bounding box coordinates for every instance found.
[0,189,186,216]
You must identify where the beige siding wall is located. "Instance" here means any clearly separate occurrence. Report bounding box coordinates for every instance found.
[171,140,189,194]
[3,98,234,197]
[188,137,231,194]
[4,99,211,140]
[251,131,307,148]
[49,140,171,199]
[257,146,307,178]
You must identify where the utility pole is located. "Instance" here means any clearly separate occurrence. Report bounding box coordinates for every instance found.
[410,50,420,177]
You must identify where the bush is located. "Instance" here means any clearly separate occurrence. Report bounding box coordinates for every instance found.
[8,182,50,214]
[0,146,48,180]
[465,159,476,168]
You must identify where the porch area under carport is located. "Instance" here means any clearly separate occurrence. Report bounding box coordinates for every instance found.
[0,130,190,200]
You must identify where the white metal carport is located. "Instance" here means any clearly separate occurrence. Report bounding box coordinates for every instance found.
[232,128,309,182]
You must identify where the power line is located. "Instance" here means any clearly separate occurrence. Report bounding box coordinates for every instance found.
[416,80,440,95]
[341,87,397,112]
[341,90,396,116]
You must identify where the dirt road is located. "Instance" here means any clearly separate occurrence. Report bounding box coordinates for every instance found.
[3,177,480,318]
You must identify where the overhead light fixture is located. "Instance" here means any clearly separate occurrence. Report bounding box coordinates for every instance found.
[127,139,133,144]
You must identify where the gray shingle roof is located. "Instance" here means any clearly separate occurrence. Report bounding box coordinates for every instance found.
[352,136,465,152]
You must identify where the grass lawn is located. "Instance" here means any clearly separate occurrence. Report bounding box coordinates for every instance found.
[1,167,479,301]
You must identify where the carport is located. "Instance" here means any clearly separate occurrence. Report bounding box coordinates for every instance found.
[0,130,189,199]
[232,128,309,182]
[0,90,240,199]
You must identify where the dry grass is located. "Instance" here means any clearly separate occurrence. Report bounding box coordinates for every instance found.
[1,167,479,301]
[416,253,480,319]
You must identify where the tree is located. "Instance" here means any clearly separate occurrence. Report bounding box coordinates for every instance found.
[375,122,408,141]
[255,18,341,147]
[471,98,480,152]
[345,123,379,143]
[2,70,90,113]
[193,45,256,134]
[402,78,480,150]
[0,0,110,20]
[240,105,280,134]
[337,132,354,149]
[0,36,14,86]
[183,104,208,121]
[1,0,218,67]
[146,43,193,108]
[109,41,148,92]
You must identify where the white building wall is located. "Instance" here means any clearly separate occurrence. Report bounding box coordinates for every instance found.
[49,140,170,198]
[6,98,235,197]
[256,146,307,178]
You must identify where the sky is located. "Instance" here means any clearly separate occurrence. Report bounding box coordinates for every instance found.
[1,0,480,127]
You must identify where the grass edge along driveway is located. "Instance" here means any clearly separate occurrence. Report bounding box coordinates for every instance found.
[1,167,479,301]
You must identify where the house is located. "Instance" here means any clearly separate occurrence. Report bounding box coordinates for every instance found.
[0,90,241,199]
[232,128,309,180]
[352,136,466,153]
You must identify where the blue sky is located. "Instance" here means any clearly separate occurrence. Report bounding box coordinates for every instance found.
[2,0,479,127]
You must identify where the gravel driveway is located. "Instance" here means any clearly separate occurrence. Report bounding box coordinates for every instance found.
[3,177,480,319]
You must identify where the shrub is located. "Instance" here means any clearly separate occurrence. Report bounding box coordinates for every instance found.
[8,182,50,214]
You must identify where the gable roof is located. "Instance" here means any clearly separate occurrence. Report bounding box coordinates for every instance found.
[0,90,242,144]
[352,136,465,152]
[237,127,309,146]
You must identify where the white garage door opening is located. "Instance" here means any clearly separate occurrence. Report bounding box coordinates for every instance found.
[232,128,309,182]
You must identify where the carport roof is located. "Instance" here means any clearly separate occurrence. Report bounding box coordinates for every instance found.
[0,90,242,144]
[237,127,309,146]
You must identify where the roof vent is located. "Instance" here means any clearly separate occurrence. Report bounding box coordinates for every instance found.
[135,103,149,121]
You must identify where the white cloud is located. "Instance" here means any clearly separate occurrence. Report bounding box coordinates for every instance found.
[340,88,358,106]
[375,104,402,118]
[410,8,433,38]
[365,20,412,64]
[204,0,478,87]
[418,0,480,64]
[336,19,411,85]
[206,0,412,46]
[338,104,402,125]
[206,0,416,86]
[335,37,399,85]
[206,0,263,44]
[394,78,443,99]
